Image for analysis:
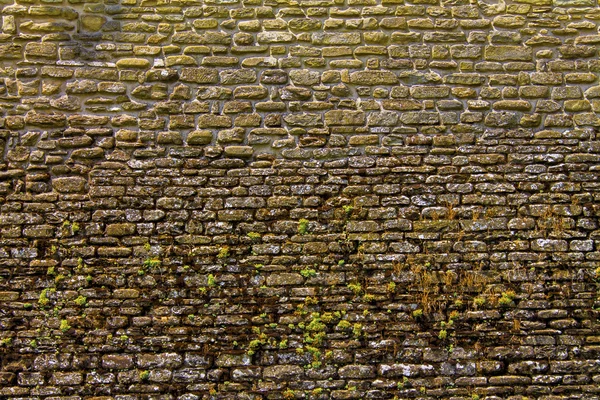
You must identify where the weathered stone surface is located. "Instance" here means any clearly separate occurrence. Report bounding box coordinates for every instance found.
[531,239,568,252]
[0,3,598,399]
[349,71,398,85]
[338,365,376,378]
[52,177,87,193]
[266,273,303,286]
[485,46,533,61]
[220,69,257,85]
[106,223,136,237]
[198,114,232,128]
[224,145,254,158]
[187,130,213,145]
[400,112,440,125]
[324,110,365,125]
[216,353,252,367]
[312,32,361,45]
[263,365,304,380]
[233,85,268,99]
[102,355,134,370]
[180,67,219,83]
[137,353,182,368]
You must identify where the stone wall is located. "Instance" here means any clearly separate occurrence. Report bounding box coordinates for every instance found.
[1,0,600,398]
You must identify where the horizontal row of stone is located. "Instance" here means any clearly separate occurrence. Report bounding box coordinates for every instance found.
[5,5,600,33]
[20,65,600,83]
[3,36,598,57]
[4,2,598,20]
[14,352,600,375]
[5,115,600,139]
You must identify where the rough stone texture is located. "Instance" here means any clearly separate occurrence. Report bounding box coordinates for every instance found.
[0,0,600,399]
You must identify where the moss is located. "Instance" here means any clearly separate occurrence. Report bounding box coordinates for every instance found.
[217,246,230,259]
[337,320,351,329]
[347,282,362,296]
[387,281,396,293]
[139,370,150,381]
[247,232,261,240]
[246,339,263,355]
[74,295,87,307]
[38,289,50,307]
[305,317,326,332]
[300,267,316,278]
[320,312,334,324]
[143,257,161,269]
[59,319,71,332]
[298,218,309,235]
[352,323,363,338]
[207,274,216,287]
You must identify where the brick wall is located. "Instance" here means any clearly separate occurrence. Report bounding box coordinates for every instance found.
[1,0,600,398]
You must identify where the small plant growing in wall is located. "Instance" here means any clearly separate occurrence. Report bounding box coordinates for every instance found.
[448,310,460,321]
[337,320,352,330]
[74,295,87,307]
[438,329,448,340]
[363,293,375,303]
[397,376,409,389]
[207,274,216,287]
[300,267,316,278]
[247,232,261,240]
[347,282,362,296]
[342,205,354,217]
[217,246,230,260]
[473,296,486,308]
[61,220,71,235]
[38,288,52,307]
[143,257,161,269]
[139,370,150,381]
[499,290,516,307]
[59,319,71,333]
[412,309,423,319]
[387,281,396,293]
[298,219,309,235]
[352,323,363,338]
